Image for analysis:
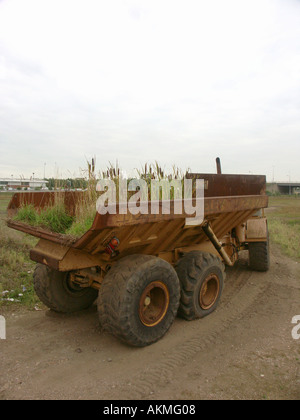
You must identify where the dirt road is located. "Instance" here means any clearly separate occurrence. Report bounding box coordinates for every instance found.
[0,245,299,400]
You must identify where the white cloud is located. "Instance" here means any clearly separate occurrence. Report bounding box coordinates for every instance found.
[0,0,300,181]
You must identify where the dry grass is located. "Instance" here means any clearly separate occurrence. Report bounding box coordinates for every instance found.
[0,193,40,307]
[267,196,300,260]
[65,158,98,237]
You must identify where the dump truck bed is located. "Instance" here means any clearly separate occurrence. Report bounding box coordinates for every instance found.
[7,174,268,271]
[6,170,270,347]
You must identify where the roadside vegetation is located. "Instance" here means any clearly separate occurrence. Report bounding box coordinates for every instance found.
[267,195,300,261]
[0,192,40,309]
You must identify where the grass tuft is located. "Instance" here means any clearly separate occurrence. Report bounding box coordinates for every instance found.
[14,203,73,234]
[37,204,73,233]
[14,204,37,224]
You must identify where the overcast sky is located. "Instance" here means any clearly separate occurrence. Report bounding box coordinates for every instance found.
[0,0,299,182]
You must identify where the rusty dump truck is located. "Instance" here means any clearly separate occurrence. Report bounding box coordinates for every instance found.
[7,160,269,347]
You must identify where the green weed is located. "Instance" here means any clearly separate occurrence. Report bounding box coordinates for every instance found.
[0,196,39,308]
[14,204,37,224]
[13,203,73,234]
[37,204,73,233]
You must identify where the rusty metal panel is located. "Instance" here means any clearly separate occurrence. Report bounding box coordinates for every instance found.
[186,174,266,197]
[30,239,107,271]
[7,220,76,246]
[7,194,268,252]
[30,239,70,270]
[7,190,86,218]
[6,173,269,270]
[246,218,268,240]
[89,195,268,231]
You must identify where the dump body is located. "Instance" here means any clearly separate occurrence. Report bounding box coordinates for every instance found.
[6,169,271,346]
[7,173,268,276]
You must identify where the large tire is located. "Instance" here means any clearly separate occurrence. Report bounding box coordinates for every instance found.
[98,255,180,347]
[33,263,98,313]
[175,251,225,320]
[248,239,270,272]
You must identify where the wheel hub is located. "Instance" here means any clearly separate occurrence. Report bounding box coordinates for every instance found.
[199,274,220,310]
[139,281,170,327]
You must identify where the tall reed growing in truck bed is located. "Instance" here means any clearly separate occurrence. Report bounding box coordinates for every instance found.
[13,159,193,238]
[65,158,98,237]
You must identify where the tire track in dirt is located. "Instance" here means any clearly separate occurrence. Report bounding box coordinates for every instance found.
[1,246,298,400]
[221,254,252,305]
[107,242,299,400]
[106,265,270,399]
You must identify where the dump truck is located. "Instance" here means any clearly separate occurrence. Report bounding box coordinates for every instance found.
[7,159,269,347]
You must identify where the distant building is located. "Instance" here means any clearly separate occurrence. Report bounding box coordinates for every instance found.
[0,178,48,191]
[267,182,300,195]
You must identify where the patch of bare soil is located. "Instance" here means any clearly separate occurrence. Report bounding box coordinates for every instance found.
[0,245,299,400]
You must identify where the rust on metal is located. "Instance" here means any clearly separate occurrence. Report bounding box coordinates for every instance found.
[6,171,269,273]
[202,221,234,266]
[6,220,76,246]
[138,281,170,327]
[7,190,85,219]
[29,239,108,272]
[199,274,220,310]
[216,157,222,175]
[69,268,103,289]
[246,217,268,242]
[185,173,266,197]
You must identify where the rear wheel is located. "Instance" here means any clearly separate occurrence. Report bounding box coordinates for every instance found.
[98,255,180,347]
[175,251,225,320]
[33,263,98,313]
[248,239,270,272]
